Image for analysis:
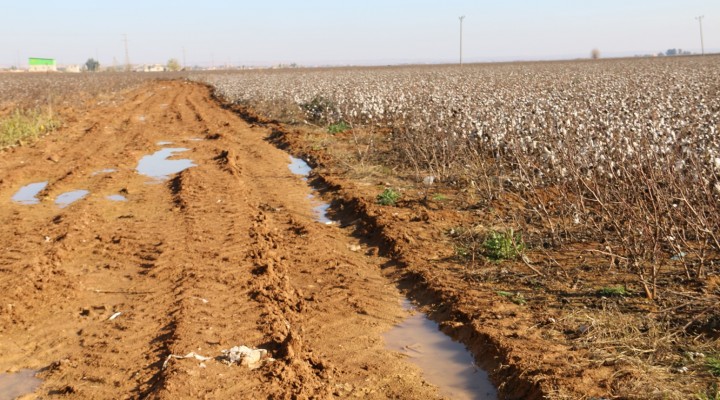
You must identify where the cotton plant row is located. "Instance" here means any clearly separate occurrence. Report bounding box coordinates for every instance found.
[193,57,720,297]
[0,72,165,109]
[194,58,720,186]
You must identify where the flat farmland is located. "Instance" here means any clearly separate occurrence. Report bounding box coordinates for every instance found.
[0,56,718,399]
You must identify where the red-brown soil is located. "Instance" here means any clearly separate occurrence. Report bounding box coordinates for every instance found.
[2,80,716,399]
[0,81,444,399]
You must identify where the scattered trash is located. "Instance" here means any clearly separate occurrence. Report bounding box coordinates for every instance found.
[348,244,362,252]
[671,252,687,261]
[220,345,273,370]
[108,312,122,321]
[162,352,212,369]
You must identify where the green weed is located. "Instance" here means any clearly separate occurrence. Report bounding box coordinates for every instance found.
[496,291,527,305]
[483,229,525,261]
[376,188,401,206]
[696,383,720,400]
[432,194,448,201]
[597,285,630,297]
[327,121,350,134]
[0,108,60,147]
[707,357,720,377]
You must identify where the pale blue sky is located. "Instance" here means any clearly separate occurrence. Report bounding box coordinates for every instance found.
[1,0,718,67]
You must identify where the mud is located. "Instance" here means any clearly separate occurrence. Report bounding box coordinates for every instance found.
[0,369,42,400]
[385,301,498,400]
[0,81,462,399]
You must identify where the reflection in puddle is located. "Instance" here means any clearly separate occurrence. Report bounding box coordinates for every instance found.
[91,168,117,176]
[11,182,48,205]
[385,301,498,400]
[292,158,334,225]
[107,194,127,202]
[55,190,89,208]
[136,148,195,181]
[0,369,42,399]
[307,194,333,224]
[288,156,311,177]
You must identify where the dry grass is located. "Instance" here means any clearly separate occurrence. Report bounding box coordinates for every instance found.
[0,108,61,148]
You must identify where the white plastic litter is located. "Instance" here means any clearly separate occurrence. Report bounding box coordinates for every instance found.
[108,312,122,321]
[162,352,212,369]
[220,346,271,370]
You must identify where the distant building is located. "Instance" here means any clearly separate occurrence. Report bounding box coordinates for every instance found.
[142,64,166,72]
[61,65,81,73]
[28,58,57,72]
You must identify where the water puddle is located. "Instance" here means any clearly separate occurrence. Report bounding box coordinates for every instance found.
[288,156,312,178]
[91,168,116,176]
[55,190,89,208]
[0,369,42,399]
[384,301,498,400]
[107,194,128,202]
[136,148,196,181]
[11,182,48,205]
[157,141,173,146]
[186,138,204,142]
[289,157,334,224]
[307,194,333,224]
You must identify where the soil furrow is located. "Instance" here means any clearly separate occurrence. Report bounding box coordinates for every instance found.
[0,81,450,400]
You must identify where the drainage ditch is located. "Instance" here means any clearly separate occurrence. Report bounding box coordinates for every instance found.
[286,155,498,399]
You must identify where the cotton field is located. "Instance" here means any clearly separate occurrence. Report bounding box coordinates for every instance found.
[193,56,720,298]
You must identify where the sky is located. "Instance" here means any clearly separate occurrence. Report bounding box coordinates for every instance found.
[1,0,718,68]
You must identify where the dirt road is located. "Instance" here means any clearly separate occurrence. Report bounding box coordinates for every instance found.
[0,81,443,399]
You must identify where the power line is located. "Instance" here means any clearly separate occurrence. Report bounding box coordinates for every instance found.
[123,34,130,71]
[459,16,465,66]
[695,16,705,56]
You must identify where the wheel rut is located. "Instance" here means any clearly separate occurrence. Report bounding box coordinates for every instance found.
[0,81,447,399]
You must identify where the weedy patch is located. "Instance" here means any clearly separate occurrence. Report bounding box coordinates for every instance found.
[696,383,720,400]
[327,121,350,134]
[432,193,448,201]
[707,357,720,377]
[496,290,527,305]
[597,285,631,297]
[0,108,61,148]
[483,229,525,261]
[376,188,401,206]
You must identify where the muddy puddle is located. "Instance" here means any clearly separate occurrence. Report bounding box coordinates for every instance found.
[289,156,333,224]
[55,190,89,208]
[136,148,196,180]
[107,194,128,202]
[384,301,498,400]
[288,156,312,178]
[11,182,48,205]
[0,369,42,400]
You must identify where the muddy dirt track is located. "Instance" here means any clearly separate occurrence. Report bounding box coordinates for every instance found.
[0,81,455,399]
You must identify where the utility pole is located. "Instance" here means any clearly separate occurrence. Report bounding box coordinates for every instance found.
[696,16,705,55]
[123,34,131,71]
[459,16,465,65]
